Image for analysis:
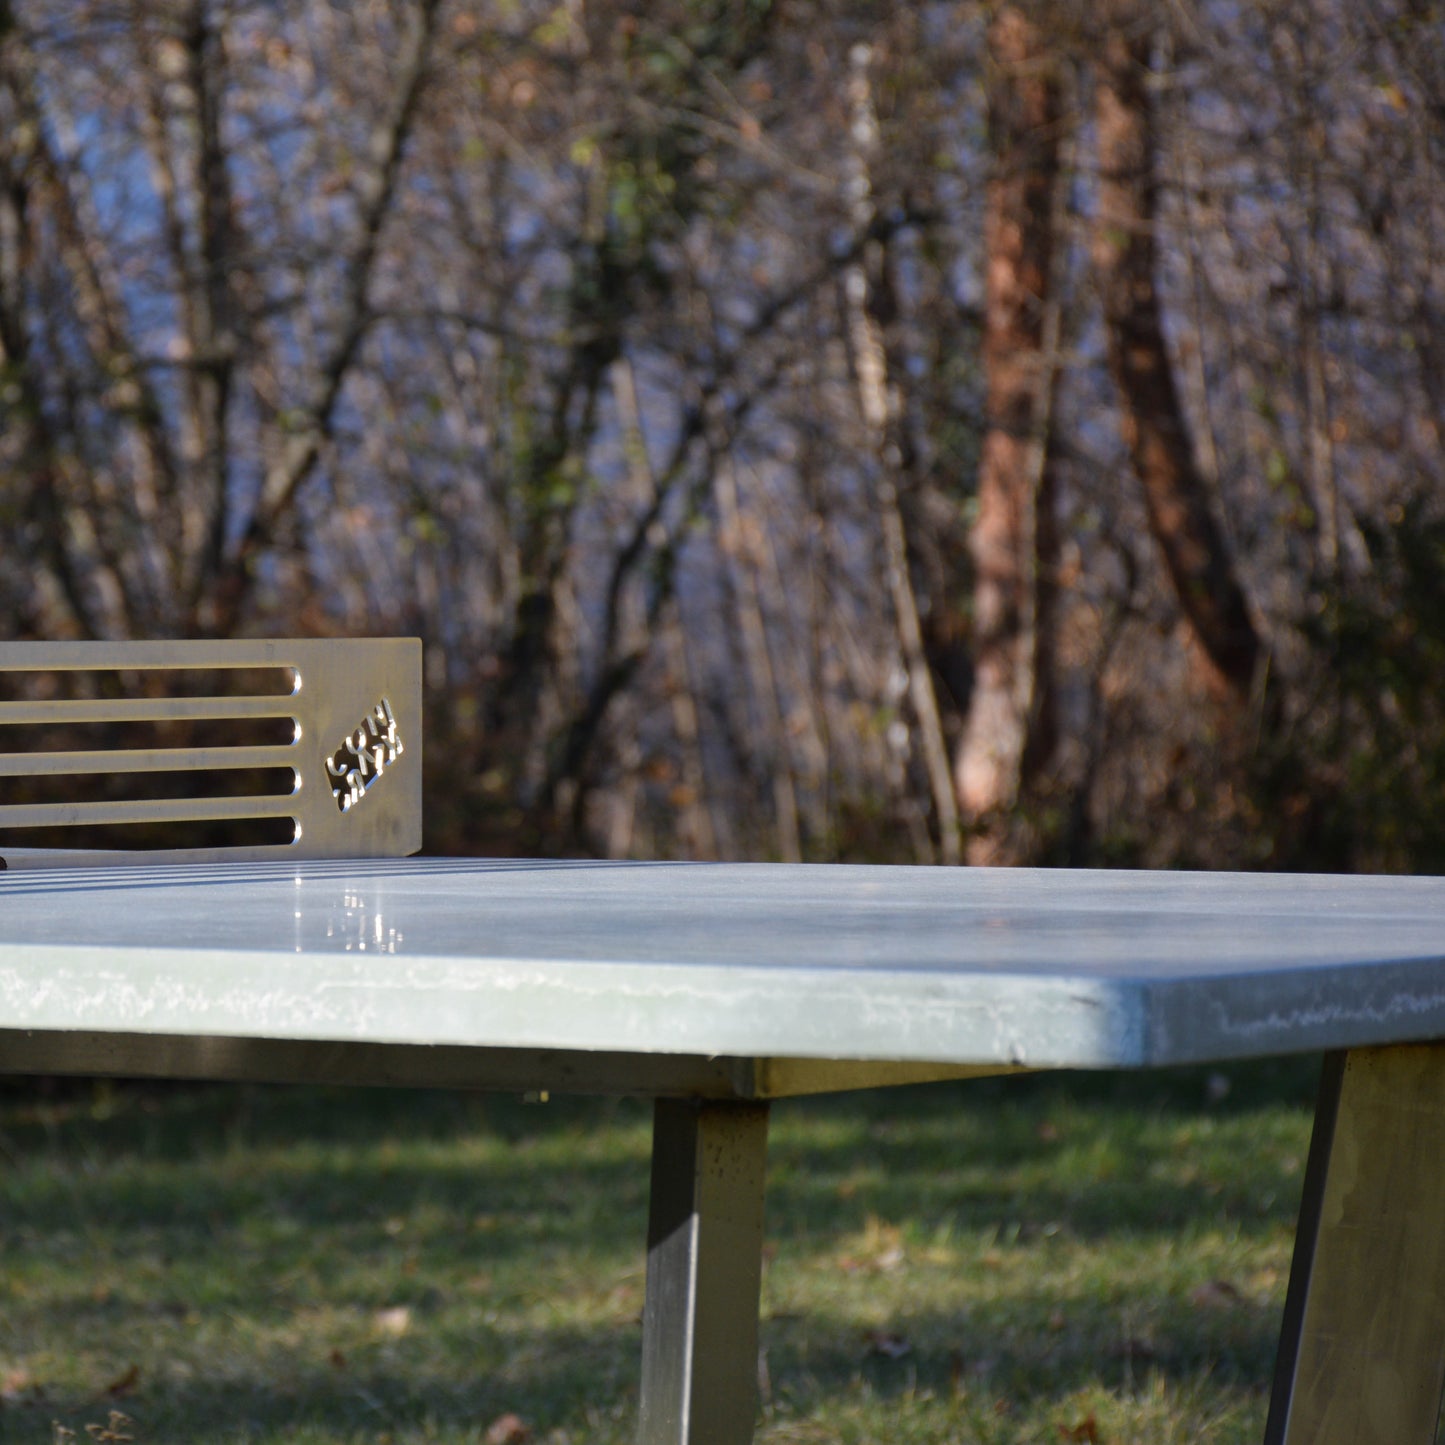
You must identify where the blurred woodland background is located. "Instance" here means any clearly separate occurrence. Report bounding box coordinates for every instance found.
[0,0,1442,871]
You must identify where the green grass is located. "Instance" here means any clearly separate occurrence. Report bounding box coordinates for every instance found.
[0,1060,1322,1444]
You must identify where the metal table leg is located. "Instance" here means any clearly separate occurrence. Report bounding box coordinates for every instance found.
[638,1098,770,1445]
[1266,1043,1445,1443]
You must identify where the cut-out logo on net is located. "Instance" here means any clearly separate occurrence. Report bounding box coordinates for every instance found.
[327,698,404,813]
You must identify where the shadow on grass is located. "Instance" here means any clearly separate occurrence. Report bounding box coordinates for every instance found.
[5,1293,1288,1445]
[2,1079,1316,1258]
[759,1287,1285,1405]
[0,1060,1319,1442]
[6,1331,641,1445]
[6,1299,1287,1445]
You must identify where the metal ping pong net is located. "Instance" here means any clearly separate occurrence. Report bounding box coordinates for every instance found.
[0,639,421,869]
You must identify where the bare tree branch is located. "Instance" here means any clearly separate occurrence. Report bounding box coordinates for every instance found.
[205,0,443,636]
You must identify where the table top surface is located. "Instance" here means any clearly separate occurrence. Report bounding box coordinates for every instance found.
[2,859,1444,1070]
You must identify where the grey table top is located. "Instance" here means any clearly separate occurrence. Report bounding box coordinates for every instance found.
[1,859,1444,1072]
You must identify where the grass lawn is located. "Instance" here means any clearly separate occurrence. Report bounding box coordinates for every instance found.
[0,1060,1322,1444]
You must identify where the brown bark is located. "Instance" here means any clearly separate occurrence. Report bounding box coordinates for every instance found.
[1093,21,1262,701]
[956,5,1063,860]
[715,453,802,861]
[846,42,962,864]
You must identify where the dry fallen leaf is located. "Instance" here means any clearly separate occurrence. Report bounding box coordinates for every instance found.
[948,1349,967,1396]
[84,1412,135,1443]
[1110,1335,1158,1363]
[1190,1279,1242,1309]
[838,1217,905,1273]
[484,1412,531,1444]
[373,1305,412,1337]
[2,1366,39,1403]
[104,1366,140,1398]
[862,1328,912,1359]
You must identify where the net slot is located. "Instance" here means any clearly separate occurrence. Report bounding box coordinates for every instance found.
[0,696,298,725]
[0,667,297,699]
[0,842,300,866]
[0,745,300,777]
[0,645,301,672]
[0,795,298,828]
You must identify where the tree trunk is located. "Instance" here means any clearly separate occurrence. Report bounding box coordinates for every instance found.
[1092,19,1263,701]
[956,5,1064,863]
[845,41,962,865]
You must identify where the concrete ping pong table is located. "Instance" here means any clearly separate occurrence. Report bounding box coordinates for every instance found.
[4,861,1445,1444]
[3,640,1445,1443]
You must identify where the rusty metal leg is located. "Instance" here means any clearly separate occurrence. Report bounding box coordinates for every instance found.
[1266,1043,1445,1444]
[638,1099,770,1445]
